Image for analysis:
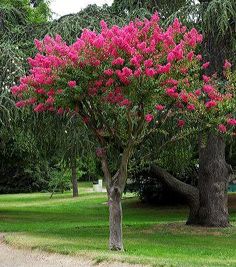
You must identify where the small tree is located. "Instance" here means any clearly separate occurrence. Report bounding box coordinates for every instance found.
[12,14,205,250]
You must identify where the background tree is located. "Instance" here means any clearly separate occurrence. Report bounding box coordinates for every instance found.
[112,0,188,18]
[0,0,54,193]
[153,0,236,227]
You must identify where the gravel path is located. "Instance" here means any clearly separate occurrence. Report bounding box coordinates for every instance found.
[0,234,145,267]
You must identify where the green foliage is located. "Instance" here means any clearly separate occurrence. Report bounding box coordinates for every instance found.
[0,0,51,25]
[46,4,156,46]
[112,0,188,18]
[203,0,236,41]
[127,125,199,204]
[0,0,52,193]
[48,169,71,195]
[0,134,51,193]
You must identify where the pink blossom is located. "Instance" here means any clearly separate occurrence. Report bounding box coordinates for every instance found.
[145,114,154,123]
[187,51,194,61]
[195,89,201,96]
[187,104,195,111]
[224,60,232,69]
[104,69,114,76]
[176,102,184,109]
[205,100,217,109]
[145,68,156,77]
[122,67,132,77]
[167,52,175,62]
[203,85,214,94]
[155,104,165,111]
[34,103,45,112]
[166,87,178,98]
[46,97,55,105]
[93,36,104,48]
[180,92,189,103]
[196,54,202,61]
[91,59,101,66]
[144,59,153,68]
[202,75,211,83]
[173,18,181,32]
[130,56,141,67]
[16,101,27,108]
[202,62,210,69]
[68,81,76,87]
[47,89,55,97]
[137,41,146,51]
[47,106,55,112]
[94,80,103,87]
[105,78,114,87]
[172,45,184,60]
[120,99,131,106]
[180,67,188,74]
[218,124,227,133]
[134,68,142,77]
[57,107,64,114]
[36,88,46,94]
[165,79,178,86]
[227,118,236,126]
[34,39,43,52]
[112,57,125,66]
[57,89,64,94]
[27,98,37,104]
[178,119,185,127]
[157,63,171,74]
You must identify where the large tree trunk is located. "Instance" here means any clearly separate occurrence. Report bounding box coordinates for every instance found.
[109,186,123,251]
[197,133,230,227]
[71,157,78,197]
[151,165,200,224]
[152,132,232,228]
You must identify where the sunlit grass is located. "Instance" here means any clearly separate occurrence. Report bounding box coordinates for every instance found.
[0,182,236,267]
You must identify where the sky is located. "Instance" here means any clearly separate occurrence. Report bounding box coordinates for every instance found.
[50,0,114,18]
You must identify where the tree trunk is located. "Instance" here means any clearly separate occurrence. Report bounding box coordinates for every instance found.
[109,186,123,251]
[99,144,132,251]
[71,158,78,197]
[151,165,200,225]
[197,133,230,227]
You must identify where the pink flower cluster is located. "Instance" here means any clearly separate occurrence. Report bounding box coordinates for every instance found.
[11,13,235,135]
[11,13,204,117]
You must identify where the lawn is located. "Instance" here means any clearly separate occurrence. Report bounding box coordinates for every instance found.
[0,182,236,267]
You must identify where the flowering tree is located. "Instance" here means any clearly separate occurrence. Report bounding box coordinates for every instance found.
[12,13,206,250]
[151,59,236,227]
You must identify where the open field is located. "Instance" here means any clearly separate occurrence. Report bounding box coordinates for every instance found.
[0,182,236,267]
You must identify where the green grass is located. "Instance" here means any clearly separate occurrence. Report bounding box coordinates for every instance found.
[0,182,236,267]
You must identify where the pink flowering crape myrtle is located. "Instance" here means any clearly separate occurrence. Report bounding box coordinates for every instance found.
[12,13,207,250]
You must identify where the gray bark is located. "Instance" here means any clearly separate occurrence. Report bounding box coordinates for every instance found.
[109,186,123,251]
[197,133,231,227]
[100,145,132,251]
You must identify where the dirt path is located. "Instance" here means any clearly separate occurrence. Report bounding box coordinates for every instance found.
[0,234,145,267]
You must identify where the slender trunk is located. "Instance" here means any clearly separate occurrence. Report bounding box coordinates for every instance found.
[109,186,123,251]
[71,157,78,197]
[151,165,200,225]
[197,133,230,227]
[99,144,132,251]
